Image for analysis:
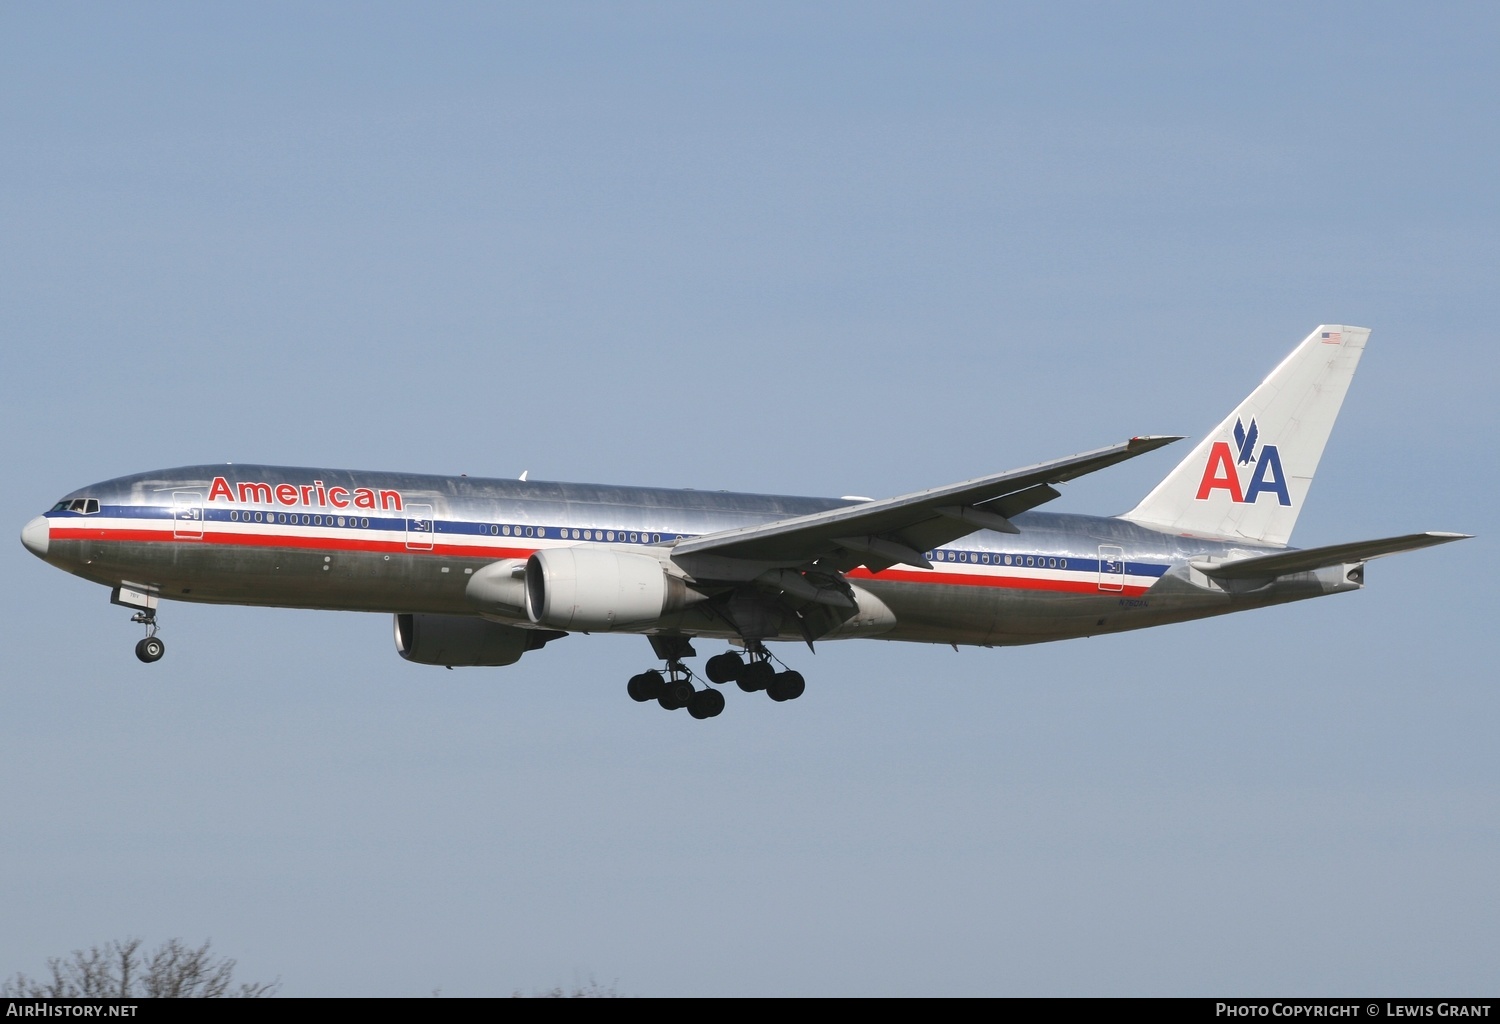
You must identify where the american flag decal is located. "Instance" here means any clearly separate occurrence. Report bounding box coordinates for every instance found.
[1321,331,1341,344]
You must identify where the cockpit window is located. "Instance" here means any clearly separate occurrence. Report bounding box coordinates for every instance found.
[53,498,100,514]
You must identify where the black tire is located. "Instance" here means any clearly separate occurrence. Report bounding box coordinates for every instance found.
[705,652,744,685]
[688,688,725,719]
[737,660,774,693]
[135,637,165,663]
[768,670,805,702]
[627,671,665,702]
[658,677,695,711]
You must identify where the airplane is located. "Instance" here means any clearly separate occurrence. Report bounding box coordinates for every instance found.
[20,325,1468,719]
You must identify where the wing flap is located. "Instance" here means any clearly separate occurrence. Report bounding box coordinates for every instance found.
[1191,531,1471,580]
[984,482,1063,520]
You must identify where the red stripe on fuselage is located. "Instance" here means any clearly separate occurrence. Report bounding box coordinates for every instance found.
[849,566,1149,596]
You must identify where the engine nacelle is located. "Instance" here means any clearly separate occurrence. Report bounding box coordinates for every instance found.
[465,558,528,620]
[393,613,558,667]
[525,546,690,631]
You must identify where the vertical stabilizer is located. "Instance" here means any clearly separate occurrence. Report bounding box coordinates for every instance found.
[1121,325,1369,546]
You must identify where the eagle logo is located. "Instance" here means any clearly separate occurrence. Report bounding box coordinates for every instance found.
[1233,417,1259,465]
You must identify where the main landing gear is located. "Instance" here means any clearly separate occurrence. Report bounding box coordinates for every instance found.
[132,611,164,664]
[627,665,726,719]
[706,643,806,702]
[627,638,806,719]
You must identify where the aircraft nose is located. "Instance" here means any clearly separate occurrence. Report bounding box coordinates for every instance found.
[21,516,49,558]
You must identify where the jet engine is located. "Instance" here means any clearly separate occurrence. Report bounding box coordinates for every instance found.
[525,546,695,631]
[393,613,560,667]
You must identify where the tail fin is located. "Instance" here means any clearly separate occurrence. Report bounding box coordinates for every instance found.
[1121,324,1369,546]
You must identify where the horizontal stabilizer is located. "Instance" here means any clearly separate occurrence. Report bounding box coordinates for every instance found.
[1191,532,1471,580]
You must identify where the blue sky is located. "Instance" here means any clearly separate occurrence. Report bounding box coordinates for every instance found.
[2,2,1494,996]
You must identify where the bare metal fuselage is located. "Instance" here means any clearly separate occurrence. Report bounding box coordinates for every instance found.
[37,464,1356,649]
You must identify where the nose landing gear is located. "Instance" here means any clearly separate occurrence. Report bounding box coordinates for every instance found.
[132,611,164,663]
[112,584,165,664]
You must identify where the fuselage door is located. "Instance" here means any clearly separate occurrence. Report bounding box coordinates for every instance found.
[1098,544,1125,592]
[172,491,204,540]
[406,503,435,551]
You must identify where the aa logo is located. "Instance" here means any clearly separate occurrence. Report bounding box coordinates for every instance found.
[1195,417,1291,506]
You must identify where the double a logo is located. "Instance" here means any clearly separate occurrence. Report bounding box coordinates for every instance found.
[1194,417,1291,506]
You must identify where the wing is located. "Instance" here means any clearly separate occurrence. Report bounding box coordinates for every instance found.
[670,436,1182,579]
[1190,531,1471,580]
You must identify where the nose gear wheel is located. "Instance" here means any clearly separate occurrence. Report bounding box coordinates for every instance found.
[131,610,164,663]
